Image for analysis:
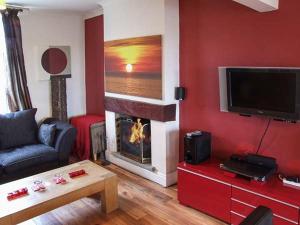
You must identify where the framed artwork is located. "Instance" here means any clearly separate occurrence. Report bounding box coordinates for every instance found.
[105,35,162,99]
[36,45,71,80]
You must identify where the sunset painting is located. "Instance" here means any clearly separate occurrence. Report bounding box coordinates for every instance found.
[105,35,162,99]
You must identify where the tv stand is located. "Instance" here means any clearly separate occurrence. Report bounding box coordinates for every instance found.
[178,159,300,225]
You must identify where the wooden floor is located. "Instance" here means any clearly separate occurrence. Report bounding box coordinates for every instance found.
[19,163,226,225]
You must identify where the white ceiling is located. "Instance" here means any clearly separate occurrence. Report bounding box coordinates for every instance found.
[7,0,103,12]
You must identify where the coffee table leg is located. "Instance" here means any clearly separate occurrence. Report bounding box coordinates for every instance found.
[101,176,118,213]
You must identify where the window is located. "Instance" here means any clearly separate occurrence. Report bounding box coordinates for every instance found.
[0,14,10,114]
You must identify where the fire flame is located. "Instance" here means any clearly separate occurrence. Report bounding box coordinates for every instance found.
[129,119,145,144]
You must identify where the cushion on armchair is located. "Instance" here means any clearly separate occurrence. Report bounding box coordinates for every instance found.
[38,124,56,146]
[0,109,38,150]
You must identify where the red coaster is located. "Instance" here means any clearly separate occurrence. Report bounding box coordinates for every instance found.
[69,169,87,178]
[7,188,29,201]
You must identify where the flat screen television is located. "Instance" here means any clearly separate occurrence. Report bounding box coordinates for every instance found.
[226,68,300,120]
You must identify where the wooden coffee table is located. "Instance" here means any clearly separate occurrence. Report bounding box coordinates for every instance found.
[0,160,118,225]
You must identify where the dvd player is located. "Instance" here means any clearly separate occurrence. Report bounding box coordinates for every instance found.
[220,154,277,182]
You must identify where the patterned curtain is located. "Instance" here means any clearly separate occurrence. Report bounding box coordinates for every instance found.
[1,9,32,111]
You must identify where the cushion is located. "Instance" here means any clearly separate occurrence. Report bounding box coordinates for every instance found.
[0,144,58,174]
[38,124,56,146]
[0,109,38,150]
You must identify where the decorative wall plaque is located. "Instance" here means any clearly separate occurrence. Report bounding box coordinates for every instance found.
[38,46,71,121]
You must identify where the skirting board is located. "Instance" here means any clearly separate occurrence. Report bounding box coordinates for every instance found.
[106,151,177,187]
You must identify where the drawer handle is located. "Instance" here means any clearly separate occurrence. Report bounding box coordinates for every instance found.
[232,185,299,209]
[177,167,231,186]
[232,198,256,209]
[231,198,299,224]
[273,213,298,225]
[231,210,246,218]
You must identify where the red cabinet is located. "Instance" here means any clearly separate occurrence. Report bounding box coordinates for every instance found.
[177,161,300,225]
[178,168,231,223]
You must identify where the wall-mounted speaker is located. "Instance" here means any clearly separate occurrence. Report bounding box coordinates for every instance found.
[175,87,186,100]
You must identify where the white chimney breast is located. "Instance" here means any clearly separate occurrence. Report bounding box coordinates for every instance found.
[233,0,279,12]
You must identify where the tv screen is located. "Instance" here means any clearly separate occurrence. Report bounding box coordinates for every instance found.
[226,68,300,120]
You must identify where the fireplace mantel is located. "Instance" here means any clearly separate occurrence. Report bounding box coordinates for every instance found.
[104,97,176,122]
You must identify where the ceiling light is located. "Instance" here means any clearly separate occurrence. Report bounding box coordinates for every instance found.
[0,0,6,10]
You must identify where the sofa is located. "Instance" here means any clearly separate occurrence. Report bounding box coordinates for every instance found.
[0,109,76,184]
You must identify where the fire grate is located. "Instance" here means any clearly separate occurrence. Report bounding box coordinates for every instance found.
[119,116,151,164]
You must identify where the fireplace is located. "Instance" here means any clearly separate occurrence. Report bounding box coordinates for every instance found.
[105,98,179,187]
[117,115,151,164]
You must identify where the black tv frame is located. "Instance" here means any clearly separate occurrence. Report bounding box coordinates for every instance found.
[226,67,300,121]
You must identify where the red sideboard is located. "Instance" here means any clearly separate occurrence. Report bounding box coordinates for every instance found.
[178,160,300,225]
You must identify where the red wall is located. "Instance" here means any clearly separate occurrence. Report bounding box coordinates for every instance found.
[85,15,105,115]
[180,0,300,174]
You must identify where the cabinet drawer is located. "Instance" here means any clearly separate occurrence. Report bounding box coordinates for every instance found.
[273,217,298,225]
[231,199,298,225]
[231,199,254,216]
[178,168,231,222]
[232,187,299,222]
[231,210,296,225]
[231,211,245,225]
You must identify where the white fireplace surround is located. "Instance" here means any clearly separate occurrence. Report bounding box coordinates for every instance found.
[101,0,180,187]
[105,110,179,187]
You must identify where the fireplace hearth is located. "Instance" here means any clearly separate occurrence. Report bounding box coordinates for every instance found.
[117,115,151,164]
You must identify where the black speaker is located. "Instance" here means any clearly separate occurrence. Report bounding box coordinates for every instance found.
[184,131,211,165]
[175,87,186,100]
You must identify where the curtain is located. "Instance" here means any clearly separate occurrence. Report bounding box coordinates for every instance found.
[0,14,10,114]
[1,9,32,112]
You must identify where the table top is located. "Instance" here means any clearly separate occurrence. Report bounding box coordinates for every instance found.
[0,160,115,220]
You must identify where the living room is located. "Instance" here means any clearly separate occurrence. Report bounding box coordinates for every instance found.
[0,0,299,225]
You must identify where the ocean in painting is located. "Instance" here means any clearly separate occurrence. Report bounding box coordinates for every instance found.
[105,72,162,99]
